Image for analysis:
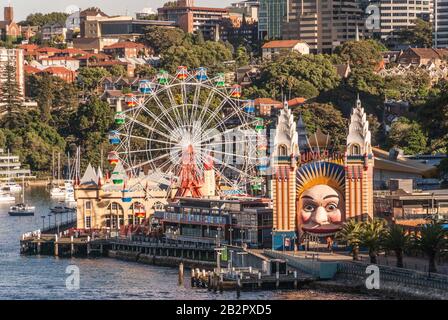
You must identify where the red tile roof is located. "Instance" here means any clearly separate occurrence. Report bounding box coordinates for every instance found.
[288,97,307,107]
[35,47,62,53]
[103,42,145,50]
[41,56,79,61]
[59,48,89,55]
[24,65,41,74]
[254,98,282,106]
[40,66,74,74]
[262,40,306,49]
[89,60,128,67]
[18,44,39,52]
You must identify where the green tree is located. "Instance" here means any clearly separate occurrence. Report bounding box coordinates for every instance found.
[235,46,250,67]
[395,18,432,48]
[20,12,69,27]
[383,224,410,268]
[296,103,347,148]
[135,64,156,78]
[140,26,188,55]
[336,219,363,261]
[360,219,388,264]
[161,41,233,74]
[109,65,127,77]
[413,223,448,273]
[36,73,54,123]
[417,81,448,153]
[334,40,386,70]
[387,117,428,155]
[0,54,23,128]
[71,97,114,167]
[255,52,340,99]
[77,67,111,93]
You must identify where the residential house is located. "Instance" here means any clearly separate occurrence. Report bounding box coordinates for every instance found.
[41,23,67,42]
[235,65,260,87]
[38,66,77,83]
[334,63,351,79]
[103,41,149,59]
[398,48,448,68]
[261,40,309,60]
[254,98,282,117]
[40,56,80,71]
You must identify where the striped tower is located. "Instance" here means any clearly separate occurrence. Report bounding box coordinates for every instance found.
[271,101,299,250]
[345,97,374,221]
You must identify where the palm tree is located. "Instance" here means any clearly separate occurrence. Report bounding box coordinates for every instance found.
[360,219,387,264]
[383,224,410,268]
[414,223,447,273]
[336,219,362,261]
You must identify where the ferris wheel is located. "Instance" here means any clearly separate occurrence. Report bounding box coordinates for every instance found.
[107,66,266,196]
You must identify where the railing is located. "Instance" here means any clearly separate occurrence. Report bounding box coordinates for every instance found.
[111,236,216,250]
[41,218,77,234]
[337,261,448,291]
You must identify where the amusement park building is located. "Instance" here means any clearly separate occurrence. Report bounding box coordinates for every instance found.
[154,197,273,248]
[74,164,168,232]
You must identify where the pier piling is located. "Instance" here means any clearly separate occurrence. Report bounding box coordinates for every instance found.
[178,263,184,286]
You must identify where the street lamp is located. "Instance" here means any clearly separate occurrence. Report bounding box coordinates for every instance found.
[229,227,233,246]
[240,229,245,247]
[217,227,222,248]
[282,234,286,253]
[237,251,248,268]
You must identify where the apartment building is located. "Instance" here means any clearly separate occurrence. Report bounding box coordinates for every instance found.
[281,0,369,53]
[0,48,24,98]
[258,0,289,39]
[434,0,448,48]
[158,1,229,40]
[373,0,433,42]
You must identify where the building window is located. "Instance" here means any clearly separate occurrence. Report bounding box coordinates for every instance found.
[278,144,288,156]
[350,144,361,155]
[85,216,91,229]
[85,201,91,210]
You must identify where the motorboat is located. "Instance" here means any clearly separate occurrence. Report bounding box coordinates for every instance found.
[50,187,65,198]
[0,193,15,203]
[8,203,35,216]
[2,181,22,193]
[50,206,69,214]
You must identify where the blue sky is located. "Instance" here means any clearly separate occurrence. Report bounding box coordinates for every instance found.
[6,0,235,21]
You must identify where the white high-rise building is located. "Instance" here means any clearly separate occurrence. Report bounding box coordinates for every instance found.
[434,0,448,47]
[374,0,433,42]
[0,48,24,99]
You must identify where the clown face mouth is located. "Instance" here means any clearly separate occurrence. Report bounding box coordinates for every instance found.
[301,223,342,234]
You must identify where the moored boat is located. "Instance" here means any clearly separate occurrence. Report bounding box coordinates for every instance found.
[8,203,35,216]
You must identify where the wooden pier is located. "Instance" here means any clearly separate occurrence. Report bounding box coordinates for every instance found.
[190,267,316,296]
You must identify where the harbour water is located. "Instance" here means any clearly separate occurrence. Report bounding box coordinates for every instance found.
[0,186,376,300]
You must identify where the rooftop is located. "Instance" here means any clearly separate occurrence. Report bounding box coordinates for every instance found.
[103,41,145,50]
[262,40,306,49]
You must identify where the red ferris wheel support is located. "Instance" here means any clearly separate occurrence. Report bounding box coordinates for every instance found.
[175,144,204,198]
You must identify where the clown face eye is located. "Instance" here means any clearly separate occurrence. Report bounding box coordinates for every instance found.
[303,204,315,212]
[326,203,338,212]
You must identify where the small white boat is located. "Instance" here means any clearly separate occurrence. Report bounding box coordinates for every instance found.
[50,187,65,198]
[50,206,68,214]
[0,193,15,203]
[8,203,35,216]
[2,181,22,193]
